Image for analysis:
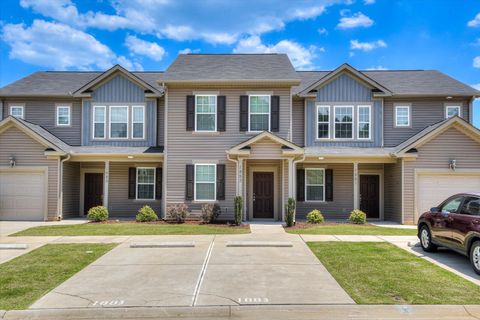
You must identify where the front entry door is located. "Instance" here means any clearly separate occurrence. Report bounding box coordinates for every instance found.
[84,173,104,214]
[360,175,380,219]
[253,172,274,219]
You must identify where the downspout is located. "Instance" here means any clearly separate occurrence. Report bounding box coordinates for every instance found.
[227,153,241,220]
[291,153,306,223]
[57,154,71,220]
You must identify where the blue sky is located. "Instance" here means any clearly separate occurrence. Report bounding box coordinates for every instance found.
[1,0,480,125]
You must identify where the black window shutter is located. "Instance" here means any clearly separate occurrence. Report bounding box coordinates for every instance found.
[217,96,226,132]
[296,169,305,202]
[128,167,136,199]
[325,169,333,201]
[271,95,280,132]
[156,167,162,200]
[239,95,248,131]
[216,164,226,200]
[186,95,195,131]
[185,164,194,200]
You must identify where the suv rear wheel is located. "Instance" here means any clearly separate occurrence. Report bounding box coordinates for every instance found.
[469,241,480,275]
[419,225,437,252]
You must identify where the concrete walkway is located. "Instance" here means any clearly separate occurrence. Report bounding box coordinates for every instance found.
[0,219,87,237]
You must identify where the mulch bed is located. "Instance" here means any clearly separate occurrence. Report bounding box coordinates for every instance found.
[285,221,370,230]
[88,220,249,229]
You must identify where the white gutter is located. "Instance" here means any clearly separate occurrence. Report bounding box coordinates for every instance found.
[57,154,71,220]
[291,154,306,223]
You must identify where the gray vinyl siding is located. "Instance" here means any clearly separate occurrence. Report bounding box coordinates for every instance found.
[62,162,80,218]
[166,87,291,220]
[403,126,480,224]
[0,126,59,220]
[383,98,470,147]
[292,98,304,146]
[4,98,82,145]
[317,73,372,102]
[384,161,402,223]
[296,163,354,220]
[157,97,165,146]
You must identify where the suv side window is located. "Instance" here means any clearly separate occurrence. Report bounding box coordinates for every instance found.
[460,197,480,216]
[441,197,463,213]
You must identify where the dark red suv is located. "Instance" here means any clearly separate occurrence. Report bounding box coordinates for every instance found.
[417,193,480,274]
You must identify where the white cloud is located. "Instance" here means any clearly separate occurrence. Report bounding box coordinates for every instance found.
[125,35,165,61]
[364,0,375,4]
[233,35,319,69]
[366,66,388,70]
[350,39,387,51]
[318,27,328,35]
[468,13,480,27]
[290,6,326,20]
[471,83,480,91]
[474,56,480,68]
[1,20,142,70]
[178,48,201,54]
[337,12,374,29]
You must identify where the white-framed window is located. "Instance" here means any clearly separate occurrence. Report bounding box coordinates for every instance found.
[109,106,129,139]
[132,105,145,139]
[10,105,24,119]
[334,105,354,139]
[317,105,330,139]
[93,106,106,139]
[395,105,410,127]
[194,164,216,201]
[249,95,270,132]
[56,105,71,126]
[136,167,155,200]
[357,105,371,140]
[195,95,217,132]
[305,168,325,202]
[445,105,461,119]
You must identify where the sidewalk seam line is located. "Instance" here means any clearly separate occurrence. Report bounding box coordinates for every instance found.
[192,235,215,306]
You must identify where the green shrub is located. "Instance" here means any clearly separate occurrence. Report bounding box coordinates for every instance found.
[306,209,324,224]
[87,206,109,222]
[234,196,243,226]
[349,209,367,224]
[166,203,189,223]
[285,197,296,227]
[136,205,158,222]
[200,203,221,224]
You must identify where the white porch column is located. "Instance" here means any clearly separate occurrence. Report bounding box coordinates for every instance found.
[287,158,294,198]
[353,162,359,210]
[237,158,244,196]
[104,161,110,209]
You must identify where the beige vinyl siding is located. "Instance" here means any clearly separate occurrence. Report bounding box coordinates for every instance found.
[296,163,353,219]
[403,126,480,224]
[383,98,470,147]
[62,161,80,218]
[0,126,58,220]
[157,97,165,146]
[4,98,82,146]
[166,87,291,221]
[292,98,305,146]
[250,139,283,158]
[384,160,402,223]
[359,163,384,171]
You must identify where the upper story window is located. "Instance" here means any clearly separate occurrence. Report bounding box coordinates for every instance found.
[132,105,145,139]
[195,95,216,132]
[136,167,155,200]
[357,105,371,140]
[305,168,325,202]
[93,106,106,139]
[334,106,353,139]
[10,105,24,119]
[445,105,461,119]
[195,164,216,201]
[317,105,330,139]
[109,106,129,139]
[395,105,410,127]
[249,95,270,132]
[56,105,71,126]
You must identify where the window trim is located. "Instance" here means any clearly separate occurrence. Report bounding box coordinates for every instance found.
[333,105,354,139]
[394,105,411,127]
[135,167,156,200]
[194,163,217,202]
[9,105,24,119]
[195,94,217,132]
[305,168,326,202]
[445,105,461,119]
[56,105,71,127]
[92,105,106,140]
[316,105,330,140]
[108,105,129,140]
[131,105,145,139]
[357,105,372,140]
[248,94,271,133]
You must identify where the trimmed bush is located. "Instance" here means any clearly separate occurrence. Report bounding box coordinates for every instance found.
[136,205,158,222]
[234,196,243,226]
[285,197,296,227]
[306,209,324,224]
[200,203,221,224]
[87,206,109,222]
[167,203,189,223]
[349,209,367,224]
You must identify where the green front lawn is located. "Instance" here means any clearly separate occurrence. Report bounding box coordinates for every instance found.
[308,242,480,304]
[12,222,250,236]
[287,223,417,236]
[0,243,115,310]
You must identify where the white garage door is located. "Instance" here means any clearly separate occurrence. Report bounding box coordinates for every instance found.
[417,173,480,218]
[0,171,46,220]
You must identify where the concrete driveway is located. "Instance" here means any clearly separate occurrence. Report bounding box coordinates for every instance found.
[0,219,86,237]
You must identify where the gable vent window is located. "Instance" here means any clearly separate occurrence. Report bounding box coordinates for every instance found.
[249,95,270,132]
[195,95,216,131]
[334,106,353,139]
[56,105,71,126]
[395,105,410,127]
[10,105,24,119]
[445,105,461,119]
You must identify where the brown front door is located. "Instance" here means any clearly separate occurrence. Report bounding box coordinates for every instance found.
[84,173,104,214]
[253,172,274,219]
[360,175,380,219]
